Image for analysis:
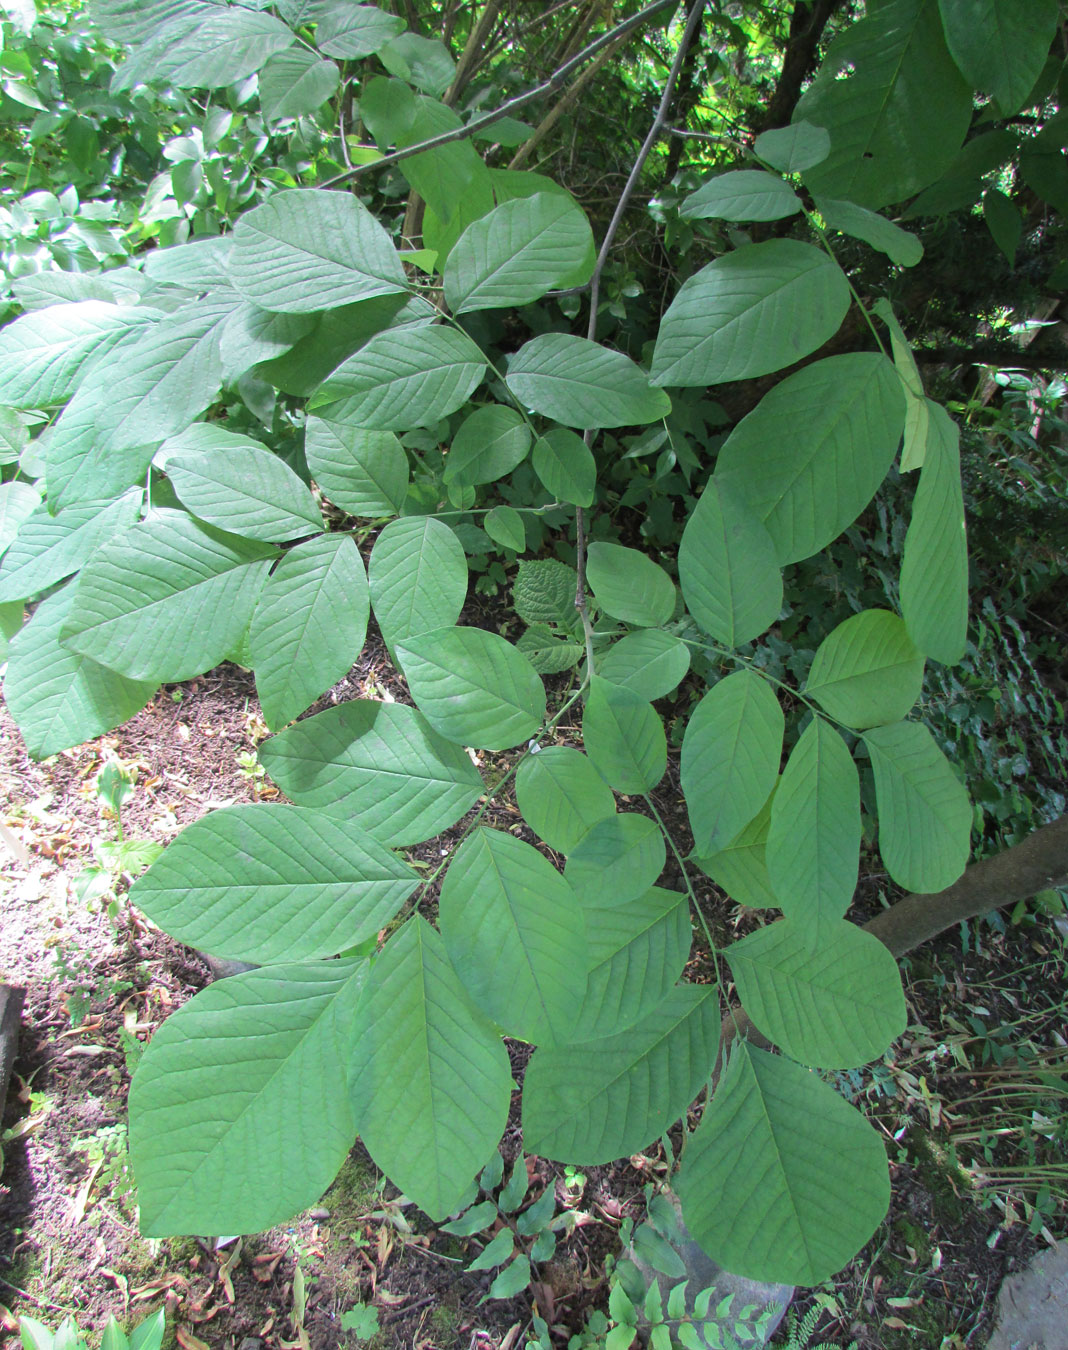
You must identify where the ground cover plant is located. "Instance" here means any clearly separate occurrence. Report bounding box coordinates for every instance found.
[2,0,1068,1344]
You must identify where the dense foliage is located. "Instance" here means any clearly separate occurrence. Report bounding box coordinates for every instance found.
[1,0,1065,1309]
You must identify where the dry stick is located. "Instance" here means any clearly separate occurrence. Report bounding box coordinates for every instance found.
[321,0,678,187]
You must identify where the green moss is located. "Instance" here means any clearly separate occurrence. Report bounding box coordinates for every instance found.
[906,1129,971,1227]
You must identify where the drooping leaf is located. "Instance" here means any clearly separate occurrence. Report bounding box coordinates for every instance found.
[585,543,675,628]
[681,671,784,856]
[938,0,1059,115]
[349,917,512,1221]
[596,629,691,702]
[766,717,860,923]
[259,699,483,846]
[368,515,467,648]
[380,33,456,96]
[313,1,403,57]
[583,677,666,794]
[506,335,670,430]
[813,196,924,267]
[130,961,366,1237]
[443,406,531,487]
[397,626,546,750]
[804,610,925,730]
[531,427,596,507]
[871,299,928,471]
[439,827,588,1045]
[0,490,143,604]
[259,48,339,122]
[522,985,720,1163]
[229,188,407,314]
[250,534,369,728]
[678,477,782,646]
[693,790,779,911]
[131,804,416,964]
[360,73,417,145]
[650,241,850,388]
[565,813,665,908]
[305,415,409,517]
[676,1042,890,1285]
[681,171,801,223]
[863,720,971,892]
[753,121,831,173]
[515,745,616,854]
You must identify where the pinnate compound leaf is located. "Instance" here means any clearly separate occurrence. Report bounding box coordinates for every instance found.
[397,627,546,751]
[59,509,275,683]
[531,427,596,507]
[305,415,408,516]
[506,335,670,430]
[260,48,339,121]
[312,327,487,430]
[586,543,675,628]
[681,671,783,856]
[938,0,1059,115]
[597,630,690,702]
[804,610,924,730]
[516,745,615,855]
[4,582,156,760]
[443,406,531,487]
[445,192,595,314]
[131,804,416,965]
[678,477,781,646]
[130,961,365,1237]
[650,241,849,388]
[349,916,512,1220]
[676,1042,890,1285]
[0,489,142,604]
[814,196,923,267]
[753,121,831,173]
[250,534,369,729]
[230,188,407,314]
[900,401,967,664]
[681,171,801,222]
[522,985,720,1164]
[766,718,860,923]
[715,353,905,565]
[368,515,467,648]
[583,677,666,794]
[440,827,588,1044]
[726,919,906,1068]
[259,699,482,847]
[566,813,665,907]
[864,721,971,892]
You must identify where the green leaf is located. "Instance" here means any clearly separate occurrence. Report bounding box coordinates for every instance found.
[938,0,1059,114]
[230,188,407,314]
[260,48,339,122]
[250,534,369,729]
[766,718,860,923]
[219,304,315,382]
[59,509,275,683]
[113,6,295,89]
[143,237,232,289]
[522,985,720,1164]
[726,918,906,1068]
[900,401,967,663]
[360,74,417,145]
[871,299,928,470]
[440,827,588,1044]
[397,627,546,751]
[531,427,596,507]
[513,559,578,629]
[596,630,690,702]
[650,241,850,388]
[692,791,779,911]
[565,813,665,907]
[44,388,156,513]
[804,610,924,729]
[814,196,923,267]
[577,887,691,1039]
[467,1228,514,1271]
[506,335,670,430]
[487,1256,532,1301]
[380,33,456,96]
[161,428,321,542]
[484,506,526,553]
[863,721,971,892]
[583,677,666,794]
[753,120,831,173]
[131,804,416,964]
[716,353,905,566]
[0,408,28,466]
[516,624,584,674]
[259,699,482,846]
[681,671,784,856]
[983,189,1022,267]
[681,171,801,222]
[443,406,531,487]
[0,490,143,604]
[676,1042,890,1285]
[368,516,467,648]
[444,192,595,313]
[305,416,409,517]
[350,916,511,1221]
[394,96,489,224]
[796,0,972,209]
[585,543,675,628]
[0,482,42,560]
[515,745,616,854]
[130,961,365,1236]
[678,477,782,646]
[4,582,156,760]
[314,2,403,57]
[442,1200,499,1235]
[312,326,487,430]
[128,1310,165,1350]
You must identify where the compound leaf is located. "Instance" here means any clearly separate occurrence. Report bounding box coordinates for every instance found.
[804,610,925,730]
[368,515,467,648]
[515,745,616,854]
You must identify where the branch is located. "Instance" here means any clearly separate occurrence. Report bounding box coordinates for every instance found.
[759,0,846,132]
[321,0,679,187]
[444,0,503,108]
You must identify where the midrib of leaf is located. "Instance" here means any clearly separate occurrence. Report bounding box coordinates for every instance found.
[484,844,556,1031]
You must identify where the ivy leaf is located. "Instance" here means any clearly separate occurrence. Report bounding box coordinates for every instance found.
[350,917,512,1221]
[938,0,1059,115]
[676,1042,890,1285]
[531,427,596,507]
[440,827,588,1045]
[131,804,417,964]
[753,121,831,173]
[586,543,675,628]
[650,241,850,388]
[305,416,409,517]
[368,516,467,648]
[259,699,483,847]
[259,48,339,122]
[596,630,690,702]
[583,677,666,794]
[565,814,666,907]
[506,335,670,430]
[313,2,404,57]
[130,961,366,1237]
[804,610,925,730]
[443,406,531,487]
[681,171,801,222]
[0,489,142,604]
[515,745,616,854]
